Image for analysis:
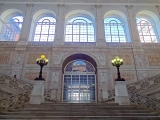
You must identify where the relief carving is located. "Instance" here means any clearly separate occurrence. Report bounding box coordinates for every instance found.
[0,53,11,64]
[135,54,148,67]
[93,53,106,66]
[147,54,160,66]
[51,72,59,86]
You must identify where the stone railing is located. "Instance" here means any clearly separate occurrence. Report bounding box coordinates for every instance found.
[106,89,160,111]
[27,41,53,46]
[0,73,33,111]
[0,91,30,111]
[128,91,160,111]
[127,74,160,93]
[106,42,133,47]
[63,42,96,47]
[0,73,33,92]
[0,41,17,46]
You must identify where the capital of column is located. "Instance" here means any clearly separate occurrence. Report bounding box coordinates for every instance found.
[125,5,133,9]
[58,4,65,7]
[156,5,160,9]
[27,3,34,7]
[95,4,102,8]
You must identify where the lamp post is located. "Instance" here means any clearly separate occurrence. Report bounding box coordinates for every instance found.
[35,54,48,80]
[111,56,125,81]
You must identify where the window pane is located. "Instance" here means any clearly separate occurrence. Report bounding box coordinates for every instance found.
[104,17,126,42]
[65,16,95,42]
[33,15,56,42]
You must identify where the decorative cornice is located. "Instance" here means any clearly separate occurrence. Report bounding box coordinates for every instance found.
[0,0,160,5]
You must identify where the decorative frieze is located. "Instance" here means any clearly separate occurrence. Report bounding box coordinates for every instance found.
[106,42,132,47]
[147,54,160,66]
[0,53,11,64]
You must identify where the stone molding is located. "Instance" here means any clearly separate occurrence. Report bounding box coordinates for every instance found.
[0,0,160,5]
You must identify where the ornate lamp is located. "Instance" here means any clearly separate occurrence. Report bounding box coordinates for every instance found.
[35,54,48,80]
[111,56,125,81]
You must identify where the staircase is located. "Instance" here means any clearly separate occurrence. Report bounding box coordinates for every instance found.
[0,102,159,120]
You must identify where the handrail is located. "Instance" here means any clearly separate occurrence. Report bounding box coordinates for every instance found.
[128,90,160,111]
[127,74,160,93]
[0,73,33,92]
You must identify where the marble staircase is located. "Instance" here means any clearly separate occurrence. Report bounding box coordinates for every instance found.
[0,102,159,120]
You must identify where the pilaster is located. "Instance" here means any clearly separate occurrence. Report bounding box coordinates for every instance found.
[95,4,106,47]
[17,3,34,46]
[54,4,65,46]
[125,5,143,52]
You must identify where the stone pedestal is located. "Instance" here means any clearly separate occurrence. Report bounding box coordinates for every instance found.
[29,80,45,104]
[115,81,130,105]
[101,90,109,102]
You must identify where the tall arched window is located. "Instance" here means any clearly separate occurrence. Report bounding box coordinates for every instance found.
[0,13,23,41]
[33,15,56,42]
[65,16,95,42]
[104,17,126,42]
[136,17,158,43]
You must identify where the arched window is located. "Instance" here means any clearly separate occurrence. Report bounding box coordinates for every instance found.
[0,13,23,41]
[104,17,126,42]
[65,16,95,42]
[136,17,158,43]
[33,15,56,42]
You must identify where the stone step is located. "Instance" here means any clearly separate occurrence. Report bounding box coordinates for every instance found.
[0,115,160,120]
[1,112,158,116]
[18,106,143,111]
[8,109,150,113]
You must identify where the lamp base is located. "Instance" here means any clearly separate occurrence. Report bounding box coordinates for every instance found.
[34,77,45,81]
[115,78,125,81]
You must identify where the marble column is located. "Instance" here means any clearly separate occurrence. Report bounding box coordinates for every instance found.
[95,5,106,47]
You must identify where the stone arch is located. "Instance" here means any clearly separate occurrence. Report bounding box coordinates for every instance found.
[61,52,99,72]
[65,9,95,22]
[136,10,159,23]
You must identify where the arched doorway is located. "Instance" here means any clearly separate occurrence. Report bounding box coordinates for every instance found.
[62,59,96,103]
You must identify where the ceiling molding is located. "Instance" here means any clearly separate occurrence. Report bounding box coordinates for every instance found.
[0,0,160,5]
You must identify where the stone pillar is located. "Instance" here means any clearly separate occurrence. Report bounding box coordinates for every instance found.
[54,4,65,46]
[126,5,142,51]
[17,4,34,46]
[0,4,3,31]
[115,81,130,105]
[98,68,113,102]
[95,5,106,47]
[30,80,45,104]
